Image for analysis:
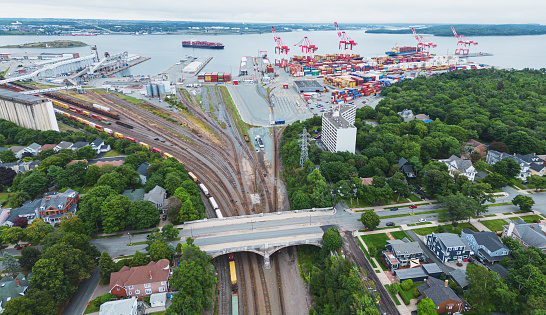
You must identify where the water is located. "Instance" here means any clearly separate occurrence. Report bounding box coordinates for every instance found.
[0,31,545,76]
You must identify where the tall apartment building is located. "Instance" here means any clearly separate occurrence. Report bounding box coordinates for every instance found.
[321,105,357,153]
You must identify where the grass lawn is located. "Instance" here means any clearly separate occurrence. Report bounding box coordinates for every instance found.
[399,282,423,304]
[412,222,477,236]
[103,149,123,157]
[411,226,439,236]
[502,212,513,215]
[0,192,11,202]
[380,209,442,219]
[520,214,543,223]
[391,230,413,241]
[485,214,497,217]
[84,304,100,314]
[360,234,390,270]
[481,219,508,231]
[407,195,421,202]
[486,202,513,207]
[356,237,377,268]
[344,198,372,208]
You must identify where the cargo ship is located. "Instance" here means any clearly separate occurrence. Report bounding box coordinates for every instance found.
[385,45,421,56]
[182,40,224,49]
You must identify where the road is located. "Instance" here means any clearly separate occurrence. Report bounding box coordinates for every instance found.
[61,267,100,315]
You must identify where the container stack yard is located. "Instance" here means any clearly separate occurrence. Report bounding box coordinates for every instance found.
[198,72,232,83]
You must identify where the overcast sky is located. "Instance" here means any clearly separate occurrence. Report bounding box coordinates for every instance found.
[1,0,545,24]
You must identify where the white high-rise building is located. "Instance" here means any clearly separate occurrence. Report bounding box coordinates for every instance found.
[321,105,357,153]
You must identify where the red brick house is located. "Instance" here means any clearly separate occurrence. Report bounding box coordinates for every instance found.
[109,259,170,298]
[417,277,470,314]
[467,139,487,158]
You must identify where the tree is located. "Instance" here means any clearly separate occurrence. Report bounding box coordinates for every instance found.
[47,165,68,189]
[387,282,400,295]
[164,172,183,196]
[361,210,380,230]
[465,264,501,311]
[488,142,510,154]
[2,290,57,315]
[2,227,23,244]
[19,171,49,197]
[177,197,200,223]
[473,160,489,172]
[65,161,87,188]
[438,193,477,226]
[2,252,20,277]
[58,213,85,235]
[484,172,510,188]
[162,224,180,239]
[493,158,521,179]
[19,246,41,270]
[84,164,101,186]
[0,150,17,163]
[322,227,342,252]
[417,298,437,315]
[99,251,116,285]
[24,219,54,244]
[401,279,413,291]
[461,181,494,216]
[96,172,126,194]
[528,175,546,191]
[77,146,96,160]
[149,240,172,261]
[0,166,17,190]
[512,195,535,212]
[101,195,131,234]
[126,200,159,230]
[387,172,410,200]
[78,185,117,234]
[12,217,28,228]
[6,191,29,208]
[130,251,150,267]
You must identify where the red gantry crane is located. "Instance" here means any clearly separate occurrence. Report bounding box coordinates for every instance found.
[271,26,290,66]
[451,26,478,55]
[334,22,357,53]
[410,27,437,57]
[294,36,318,60]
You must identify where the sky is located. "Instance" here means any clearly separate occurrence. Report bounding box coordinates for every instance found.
[1,0,545,24]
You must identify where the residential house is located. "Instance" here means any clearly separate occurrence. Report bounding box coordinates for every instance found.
[90,138,111,155]
[150,292,167,308]
[136,162,150,185]
[398,109,414,120]
[3,189,79,226]
[394,263,443,282]
[488,264,510,279]
[54,141,73,152]
[502,220,546,253]
[440,155,478,181]
[425,233,472,263]
[418,277,470,315]
[530,163,546,176]
[398,158,416,178]
[467,139,487,158]
[88,156,126,168]
[99,297,138,315]
[360,177,373,186]
[109,259,170,298]
[461,228,510,264]
[18,143,41,158]
[0,274,30,313]
[38,143,57,152]
[383,237,425,270]
[144,186,167,211]
[517,153,546,176]
[0,161,41,173]
[486,150,531,180]
[7,146,24,159]
[70,141,90,151]
[448,269,468,290]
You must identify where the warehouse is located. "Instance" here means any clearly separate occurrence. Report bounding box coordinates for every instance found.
[0,89,59,131]
[294,80,325,93]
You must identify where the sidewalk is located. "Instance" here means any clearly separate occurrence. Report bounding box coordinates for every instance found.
[346,199,438,213]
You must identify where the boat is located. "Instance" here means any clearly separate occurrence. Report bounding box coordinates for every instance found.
[385,45,421,56]
[182,40,224,49]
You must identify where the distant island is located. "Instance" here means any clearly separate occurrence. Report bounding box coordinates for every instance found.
[0,40,87,48]
[366,24,546,36]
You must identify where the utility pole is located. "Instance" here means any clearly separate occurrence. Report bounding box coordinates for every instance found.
[299,127,309,167]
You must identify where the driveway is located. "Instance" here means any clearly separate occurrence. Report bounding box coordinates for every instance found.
[62,267,100,315]
[405,230,454,275]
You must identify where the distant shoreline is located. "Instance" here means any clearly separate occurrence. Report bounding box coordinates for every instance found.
[0,40,88,48]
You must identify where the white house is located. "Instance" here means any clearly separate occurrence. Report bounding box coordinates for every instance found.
[440,155,478,181]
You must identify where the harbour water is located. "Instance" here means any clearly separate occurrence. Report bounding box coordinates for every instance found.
[0,31,545,76]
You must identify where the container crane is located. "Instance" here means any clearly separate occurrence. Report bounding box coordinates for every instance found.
[294,37,318,60]
[334,22,357,52]
[451,26,478,55]
[271,26,290,66]
[410,27,437,57]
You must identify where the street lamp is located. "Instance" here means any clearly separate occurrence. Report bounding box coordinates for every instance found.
[128,233,132,245]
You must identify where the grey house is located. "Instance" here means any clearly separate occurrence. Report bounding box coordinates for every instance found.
[70,142,90,151]
[54,141,73,152]
[0,274,30,313]
[398,158,416,178]
[461,228,510,264]
[144,186,167,212]
[90,138,111,154]
[502,220,546,253]
[383,237,424,269]
[136,162,150,185]
[486,150,531,180]
[425,233,472,263]
[17,143,41,158]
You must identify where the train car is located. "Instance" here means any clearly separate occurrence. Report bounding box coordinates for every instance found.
[114,132,124,140]
[115,121,134,129]
[101,117,110,125]
[188,172,198,182]
[229,261,237,285]
[91,114,100,121]
[89,122,96,128]
[76,108,83,114]
[53,100,69,109]
[82,119,90,125]
[151,147,163,155]
[209,196,219,210]
[104,128,113,135]
[69,106,77,112]
[126,136,136,143]
[62,112,71,118]
[163,152,174,159]
[215,209,223,219]
[82,110,91,116]
[45,93,120,120]
[139,142,150,149]
[76,117,84,124]
[232,296,238,315]
[93,104,111,112]
[95,125,103,131]
[199,184,210,196]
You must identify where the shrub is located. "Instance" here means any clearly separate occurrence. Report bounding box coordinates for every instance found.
[387,283,400,295]
[437,226,446,233]
[401,279,413,291]
[413,288,420,298]
[400,293,411,305]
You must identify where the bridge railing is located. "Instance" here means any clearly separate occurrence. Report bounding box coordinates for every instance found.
[186,207,334,224]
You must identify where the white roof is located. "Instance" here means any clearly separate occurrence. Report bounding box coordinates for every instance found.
[99,298,137,315]
[150,292,167,307]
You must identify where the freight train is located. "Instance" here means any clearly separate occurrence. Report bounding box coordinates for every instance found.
[45,92,120,120]
[187,171,223,219]
[52,100,112,124]
[229,254,238,314]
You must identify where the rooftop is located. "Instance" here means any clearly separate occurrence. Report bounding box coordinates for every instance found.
[322,106,356,129]
[99,298,138,315]
[0,89,47,105]
[294,80,324,89]
[462,228,507,252]
[109,259,169,289]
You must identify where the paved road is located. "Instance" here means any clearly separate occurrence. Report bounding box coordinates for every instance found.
[61,267,100,315]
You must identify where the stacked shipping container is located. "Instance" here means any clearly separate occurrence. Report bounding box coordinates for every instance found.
[197,72,231,83]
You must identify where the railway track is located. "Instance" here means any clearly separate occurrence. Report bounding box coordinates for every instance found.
[244,253,260,314]
[256,256,272,315]
[235,254,247,315]
[273,253,286,315]
[216,256,231,315]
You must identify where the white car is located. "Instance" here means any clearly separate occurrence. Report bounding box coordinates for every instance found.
[419,218,427,223]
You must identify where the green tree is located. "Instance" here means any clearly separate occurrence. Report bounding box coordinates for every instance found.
[149,240,172,261]
[126,200,159,230]
[493,158,521,179]
[19,171,49,197]
[101,195,131,234]
[360,210,380,230]
[24,219,54,244]
[322,227,342,252]
[465,264,501,312]
[164,172,183,196]
[0,150,17,163]
[130,251,150,267]
[473,160,489,172]
[77,146,96,160]
[99,251,116,285]
[420,162,452,197]
[484,172,510,188]
[30,258,73,303]
[6,191,29,208]
[528,175,546,191]
[84,164,101,186]
[2,290,57,315]
[96,172,126,194]
[512,195,535,212]
[462,181,494,216]
[438,193,477,226]
[178,198,199,223]
[19,246,41,270]
[2,252,20,277]
[78,185,117,234]
[417,298,437,315]
[58,213,85,235]
[162,224,180,239]
[47,165,68,189]
[2,227,23,245]
[387,172,411,200]
[290,190,312,210]
[401,279,413,291]
[65,161,87,187]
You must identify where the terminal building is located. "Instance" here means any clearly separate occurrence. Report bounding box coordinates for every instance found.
[294,80,326,93]
[0,89,59,131]
[321,105,356,153]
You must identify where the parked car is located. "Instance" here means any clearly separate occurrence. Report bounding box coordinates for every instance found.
[409,205,417,209]
[16,244,27,250]
[162,215,167,221]
[386,222,396,227]
[419,218,427,223]
[390,207,398,211]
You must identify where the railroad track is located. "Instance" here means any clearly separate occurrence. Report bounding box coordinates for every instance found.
[244,253,260,314]
[273,253,286,315]
[235,255,247,315]
[216,256,231,315]
[256,256,272,315]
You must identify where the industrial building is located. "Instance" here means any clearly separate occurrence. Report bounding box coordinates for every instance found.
[321,105,356,153]
[294,80,326,93]
[0,89,59,131]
